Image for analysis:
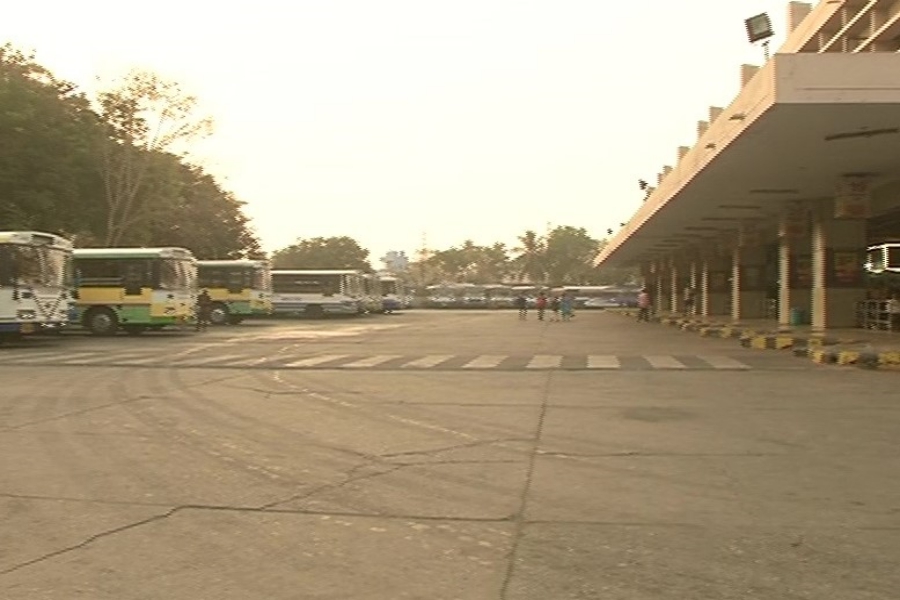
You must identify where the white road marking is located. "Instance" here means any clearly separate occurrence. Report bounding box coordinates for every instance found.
[461,355,506,369]
[401,355,453,368]
[644,355,688,369]
[587,355,621,369]
[526,355,562,369]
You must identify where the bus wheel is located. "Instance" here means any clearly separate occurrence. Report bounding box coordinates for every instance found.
[209,303,229,326]
[86,308,118,336]
[227,315,244,325]
[124,325,146,336]
[305,305,325,319]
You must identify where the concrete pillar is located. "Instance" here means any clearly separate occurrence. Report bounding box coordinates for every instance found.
[788,2,812,32]
[810,205,868,332]
[701,254,730,317]
[733,245,768,321]
[778,226,792,330]
[655,263,667,315]
[669,260,679,313]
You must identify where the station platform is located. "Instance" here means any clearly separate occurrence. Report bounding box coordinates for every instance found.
[613,310,900,370]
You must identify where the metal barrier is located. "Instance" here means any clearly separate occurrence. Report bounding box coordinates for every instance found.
[856,300,899,332]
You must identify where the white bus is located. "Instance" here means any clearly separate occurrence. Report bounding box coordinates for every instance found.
[271,269,364,318]
[361,273,383,314]
[378,275,408,312]
[867,243,900,273]
[0,231,73,340]
[73,247,197,335]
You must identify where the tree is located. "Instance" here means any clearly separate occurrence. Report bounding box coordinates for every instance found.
[512,230,546,283]
[0,44,105,238]
[143,160,262,259]
[271,237,371,270]
[95,70,213,245]
[543,226,602,285]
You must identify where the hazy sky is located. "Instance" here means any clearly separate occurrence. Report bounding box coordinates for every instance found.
[2,0,790,266]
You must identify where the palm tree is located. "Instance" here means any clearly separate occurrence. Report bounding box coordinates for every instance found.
[513,230,546,283]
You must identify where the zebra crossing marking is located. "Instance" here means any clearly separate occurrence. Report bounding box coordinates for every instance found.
[697,355,751,370]
[644,355,688,369]
[341,355,403,368]
[461,355,506,369]
[587,355,621,369]
[401,355,453,368]
[526,355,562,369]
[2,350,763,371]
[283,354,350,367]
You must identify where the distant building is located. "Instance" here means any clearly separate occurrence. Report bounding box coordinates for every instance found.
[380,250,409,273]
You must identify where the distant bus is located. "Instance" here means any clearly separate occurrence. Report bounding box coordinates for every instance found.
[271,269,364,318]
[197,259,272,325]
[73,247,197,335]
[0,231,73,340]
[361,273,384,314]
[426,284,459,308]
[378,275,406,312]
[562,285,639,309]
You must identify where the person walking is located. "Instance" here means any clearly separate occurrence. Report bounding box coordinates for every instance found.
[560,292,574,322]
[535,292,548,321]
[637,288,651,322]
[549,293,561,322]
[683,286,696,317]
[514,292,528,320]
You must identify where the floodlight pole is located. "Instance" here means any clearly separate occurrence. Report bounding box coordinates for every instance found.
[762,40,771,61]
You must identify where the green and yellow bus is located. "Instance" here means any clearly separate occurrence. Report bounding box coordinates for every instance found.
[73,247,197,335]
[197,259,272,325]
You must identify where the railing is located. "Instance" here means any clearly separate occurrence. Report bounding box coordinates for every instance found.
[856,300,899,331]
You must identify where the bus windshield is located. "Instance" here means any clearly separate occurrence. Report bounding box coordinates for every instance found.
[381,280,399,295]
[0,244,70,288]
[159,259,195,291]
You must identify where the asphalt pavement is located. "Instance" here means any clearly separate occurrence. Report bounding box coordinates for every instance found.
[1,309,897,599]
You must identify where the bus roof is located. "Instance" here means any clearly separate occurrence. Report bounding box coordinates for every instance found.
[198,259,269,268]
[0,231,73,249]
[73,247,195,260]
[271,269,363,275]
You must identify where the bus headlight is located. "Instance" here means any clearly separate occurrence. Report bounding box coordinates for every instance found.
[17,310,37,320]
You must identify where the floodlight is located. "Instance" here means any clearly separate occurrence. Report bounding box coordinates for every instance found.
[745,13,774,44]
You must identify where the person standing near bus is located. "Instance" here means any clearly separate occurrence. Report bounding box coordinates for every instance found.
[196,289,213,331]
[549,293,561,322]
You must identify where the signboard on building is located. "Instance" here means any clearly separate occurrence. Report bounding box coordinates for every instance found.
[835,176,871,219]
[783,203,808,238]
[790,254,812,289]
[828,249,865,287]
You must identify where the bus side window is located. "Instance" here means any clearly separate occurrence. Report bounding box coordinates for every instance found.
[123,261,145,296]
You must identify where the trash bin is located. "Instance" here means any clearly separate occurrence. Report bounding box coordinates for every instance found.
[789,307,807,326]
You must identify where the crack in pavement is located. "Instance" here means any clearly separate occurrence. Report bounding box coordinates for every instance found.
[379,437,531,458]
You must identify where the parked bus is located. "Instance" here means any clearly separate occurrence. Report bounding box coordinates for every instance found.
[426,284,459,308]
[561,285,640,308]
[197,259,272,325]
[73,247,197,335]
[378,275,405,313]
[361,273,383,314]
[0,231,73,340]
[485,284,514,308]
[867,243,900,274]
[270,269,364,318]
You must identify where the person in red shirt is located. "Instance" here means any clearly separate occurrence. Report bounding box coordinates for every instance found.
[535,292,548,321]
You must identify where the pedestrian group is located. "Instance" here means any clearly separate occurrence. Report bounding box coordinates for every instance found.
[515,290,574,322]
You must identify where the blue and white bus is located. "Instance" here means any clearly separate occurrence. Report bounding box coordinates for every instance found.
[271,269,364,318]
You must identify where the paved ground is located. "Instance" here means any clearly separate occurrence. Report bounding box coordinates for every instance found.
[1,310,898,599]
